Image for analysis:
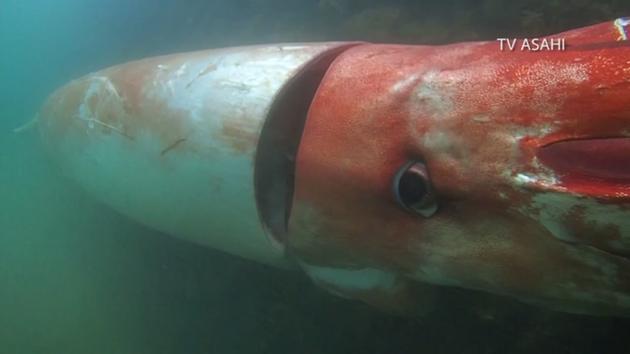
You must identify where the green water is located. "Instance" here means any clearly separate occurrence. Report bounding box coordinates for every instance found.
[2,1,630,353]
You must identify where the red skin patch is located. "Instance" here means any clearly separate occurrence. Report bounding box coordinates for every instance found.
[288,20,630,315]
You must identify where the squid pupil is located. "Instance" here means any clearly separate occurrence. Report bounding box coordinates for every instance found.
[398,168,428,208]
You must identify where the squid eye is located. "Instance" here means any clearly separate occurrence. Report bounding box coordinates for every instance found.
[393,161,438,217]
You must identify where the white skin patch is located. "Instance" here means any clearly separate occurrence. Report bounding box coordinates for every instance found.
[513,172,559,188]
[422,131,455,151]
[76,76,125,134]
[412,71,454,117]
[522,193,630,249]
[615,17,630,41]
[175,63,188,77]
[509,156,563,189]
[300,263,397,292]
[390,73,421,94]
[512,123,557,141]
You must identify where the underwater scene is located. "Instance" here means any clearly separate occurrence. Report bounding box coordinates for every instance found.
[2,0,630,353]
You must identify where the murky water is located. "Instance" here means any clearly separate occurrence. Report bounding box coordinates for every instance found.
[2,1,630,353]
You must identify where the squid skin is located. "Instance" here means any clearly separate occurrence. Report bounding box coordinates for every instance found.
[38,19,630,316]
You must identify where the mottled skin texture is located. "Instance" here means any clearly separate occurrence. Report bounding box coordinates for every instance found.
[289,20,630,315]
[38,19,630,316]
[38,44,355,267]
[40,50,260,157]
